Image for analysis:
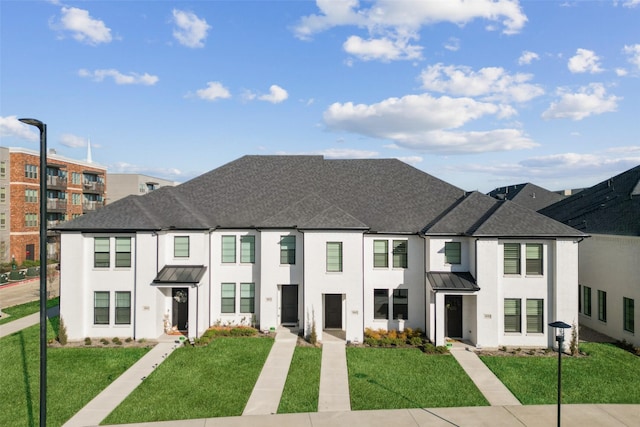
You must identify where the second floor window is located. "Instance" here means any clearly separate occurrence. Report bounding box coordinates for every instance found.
[373,240,388,268]
[25,164,38,179]
[25,189,38,203]
[240,235,255,263]
[504,243,520,275]
[174,236,190,258]
[25,213,38,227]
[280,236,296,264]
[94,237,110,268]
[326,242,343,272]
[115,237,131,268]
[525,244,543,275]
[392,240,407,268]
[221,236,236,263]
[445,242,461,264]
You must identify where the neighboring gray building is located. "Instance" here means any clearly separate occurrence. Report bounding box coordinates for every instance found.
[488,183,565,212]
[106,174,177,204]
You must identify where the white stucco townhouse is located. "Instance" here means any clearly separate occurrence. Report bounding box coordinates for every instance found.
[56,155,586,348]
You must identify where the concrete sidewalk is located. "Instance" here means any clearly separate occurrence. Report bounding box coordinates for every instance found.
[103,404,640,426]
[63,337,183,427]
[318,332,351,412]
[449,341,521,406]
[0,305,60,338]
[243,327,298,415]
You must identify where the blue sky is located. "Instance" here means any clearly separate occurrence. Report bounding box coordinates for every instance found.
[1,0,639,193]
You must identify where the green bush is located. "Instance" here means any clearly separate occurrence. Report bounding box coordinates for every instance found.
[409,336,423,346]
[8,270,25,281]
[21,260,40,268]
[84,337,92,345]
[26,267,39,277]
[0,274,7,284]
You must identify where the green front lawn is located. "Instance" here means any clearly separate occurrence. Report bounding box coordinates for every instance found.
[0,297,59,325]
[347,347,488,410]
[0,318,149,427]
[480,343,640,404]
[102,337,274,424]
[278,346,322,413]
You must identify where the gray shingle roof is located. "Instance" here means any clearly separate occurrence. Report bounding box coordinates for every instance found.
[488,183,565,211]
[540,165,640,236]
[56,155,586,238]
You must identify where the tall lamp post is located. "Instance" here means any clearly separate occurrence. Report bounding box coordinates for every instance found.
[19,118,48,427]
[548,320,571,427]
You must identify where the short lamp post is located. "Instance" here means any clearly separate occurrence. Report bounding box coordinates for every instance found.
[548,320,571,427]
[19,118,48,427]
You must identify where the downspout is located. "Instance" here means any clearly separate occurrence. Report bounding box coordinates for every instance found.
[361,231,365,344]
[299,229,305,335]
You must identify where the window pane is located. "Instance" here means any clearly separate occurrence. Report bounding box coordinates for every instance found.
[373,289,388,319]
[95,237,110,252]
[221,236,236,263]
[280,236,296,264]
[624,297,634,333]
[115,237,131,252]
[240,283,255,313]
[393,289,408,320]
[525,244,543,275]
[504,243,520,275]
[526,299,543,333]
[240,236,255,263]
[583,286,592,316]
[174,236,189,257]
[115,237,131,267]
[504,299,521,333]
[445,242,461,264]
[392,240,408,268]
[327,242,342,272]
[373,240,388,268]
[221,283,235,313]
[115,291,131,324]
[94,238,110,268]
[94,291,109,324]
[598,290,607,322]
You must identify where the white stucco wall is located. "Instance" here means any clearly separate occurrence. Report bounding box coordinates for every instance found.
[578,234,639,347]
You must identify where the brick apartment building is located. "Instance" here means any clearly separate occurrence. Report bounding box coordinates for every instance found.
[0,146,107,265]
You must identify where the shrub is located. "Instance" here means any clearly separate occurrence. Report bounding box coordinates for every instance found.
[84,337,92,346]
[230,327,257,336]
[8,270,25,281]
[309,312,318,346]
[112,337,121,344]
[100,338,109,345]
[57,317,68,345]
[26,267,39,277]
[125,337,133,343]
[409,336,423,346]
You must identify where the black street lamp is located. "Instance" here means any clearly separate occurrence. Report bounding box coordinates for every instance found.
[548,320,571,427]
[19,118,48,427]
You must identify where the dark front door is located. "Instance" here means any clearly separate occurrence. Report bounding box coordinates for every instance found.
[172,288,188,331]
[445,295,463,338]
[26,244,35,261]
[281,285,298,324]
[325,294,342,329]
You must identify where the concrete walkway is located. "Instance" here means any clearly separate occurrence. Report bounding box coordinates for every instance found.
[243,327,298,415]
[449,341,521,406]
[0,305,59,338]
[318,332,351,412]
[63,337,182,427]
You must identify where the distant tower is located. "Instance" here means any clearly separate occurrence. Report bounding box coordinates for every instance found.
[87,138,93,163]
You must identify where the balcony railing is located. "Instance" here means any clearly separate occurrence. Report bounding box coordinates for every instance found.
[82,200,104,212]
[83,181,105,194]
[47,175,67,189]
[47,198,67,211]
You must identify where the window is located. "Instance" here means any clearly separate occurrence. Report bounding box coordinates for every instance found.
[221,236,236,263]
[373,240,388,268]
[525,244,543,275]
[71,172,81,185]
[0,187,5,203]
[526,299,543,333]
[115,291,131,324]
[240,235,255,263]
[280,236,296,264]
[598,290,607,322]
[72,193,81,205]
[373,289,388,319]
[0,161,5,177]
[445,242,461,264]
[504,243,521,275]
[25,164,38,179]
[504,299,521,333]
[94,291,109,324]
[221,283,235,313]
[578,285,582,313]
[583,286,592,317]
[624,297,634,333]
[25,189,38,203]
[392,240,408,268]
[240,283,255,313]
[94,237,110,268]
[174,236,189,258]
[393,289,408,320]
[326,242,342,272]
[115,237,131,268]
[0,213,5,229]
[25,213,38,227]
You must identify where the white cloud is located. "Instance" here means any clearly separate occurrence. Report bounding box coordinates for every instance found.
[567,48,603,73]
[444,37,460,52]
[396,156,423,165]
[343,35,422,61]
[419,63,544,103]
[623,44,640,70]
[194,82,231,101]
[54,7,112,45]
[258,85,289,103]
[0,116,39,141]
[323,93,537,154]
[622,0,640,7]
[59,133,87,148]
[109,161,186,181]
[518,50,539,65]
[616,68,628,76]
[542,83,620,121]
[316,148,379,159]
[78,69,159,85]
[172,9,210,48]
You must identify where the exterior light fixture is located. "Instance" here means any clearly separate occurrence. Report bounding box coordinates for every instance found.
[548,320,571,427]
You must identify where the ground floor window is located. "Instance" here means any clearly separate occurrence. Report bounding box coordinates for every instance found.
[623,297,634,333]
[583,286,592,316]
[221,283,236,313]
[240,283,255,313]
[393,289,408,320]
[598,290,607,322]
[504,299,521,333]
[115,291,131,324]
[94,291,109,325]
[373,289,388,319]
[526,299,543,333]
